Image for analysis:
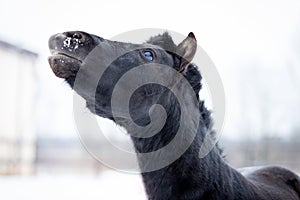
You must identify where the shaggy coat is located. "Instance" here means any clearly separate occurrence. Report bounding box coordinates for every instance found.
[48,31,300,200]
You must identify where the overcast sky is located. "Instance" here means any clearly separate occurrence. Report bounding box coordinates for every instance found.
[1,0,300,140]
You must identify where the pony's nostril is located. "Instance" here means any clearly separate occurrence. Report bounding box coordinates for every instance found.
[64,32,83,39]
[65,32,73,37]
[73,32,82,40]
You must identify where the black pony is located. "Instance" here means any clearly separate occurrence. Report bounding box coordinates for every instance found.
[48,31,300,200]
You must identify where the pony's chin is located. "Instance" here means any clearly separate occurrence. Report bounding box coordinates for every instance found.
[48,55,81,78]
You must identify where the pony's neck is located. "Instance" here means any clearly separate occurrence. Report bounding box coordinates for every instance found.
[135,132,225,199]
[128,99,259,200]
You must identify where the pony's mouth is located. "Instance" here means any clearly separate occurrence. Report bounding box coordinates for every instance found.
[51,51,83,62]
[48,52,82,78]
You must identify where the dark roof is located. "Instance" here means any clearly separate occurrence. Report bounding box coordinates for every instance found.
[0,40,38,58]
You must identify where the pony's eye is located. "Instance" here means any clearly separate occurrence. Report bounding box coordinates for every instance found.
[143,51,154,61]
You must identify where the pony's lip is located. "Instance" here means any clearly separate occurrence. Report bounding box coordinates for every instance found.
[50,50,83,63]
[48,54,81,78]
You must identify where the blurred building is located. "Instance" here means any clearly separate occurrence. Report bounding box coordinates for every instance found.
[0,40,38,175]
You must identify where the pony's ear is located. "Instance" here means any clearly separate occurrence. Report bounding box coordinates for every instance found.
[177,32,197,72]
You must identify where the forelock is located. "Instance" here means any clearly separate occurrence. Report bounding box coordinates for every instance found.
[146,32,177,53]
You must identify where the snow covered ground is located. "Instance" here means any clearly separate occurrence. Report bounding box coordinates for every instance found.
[0,171,147,200]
